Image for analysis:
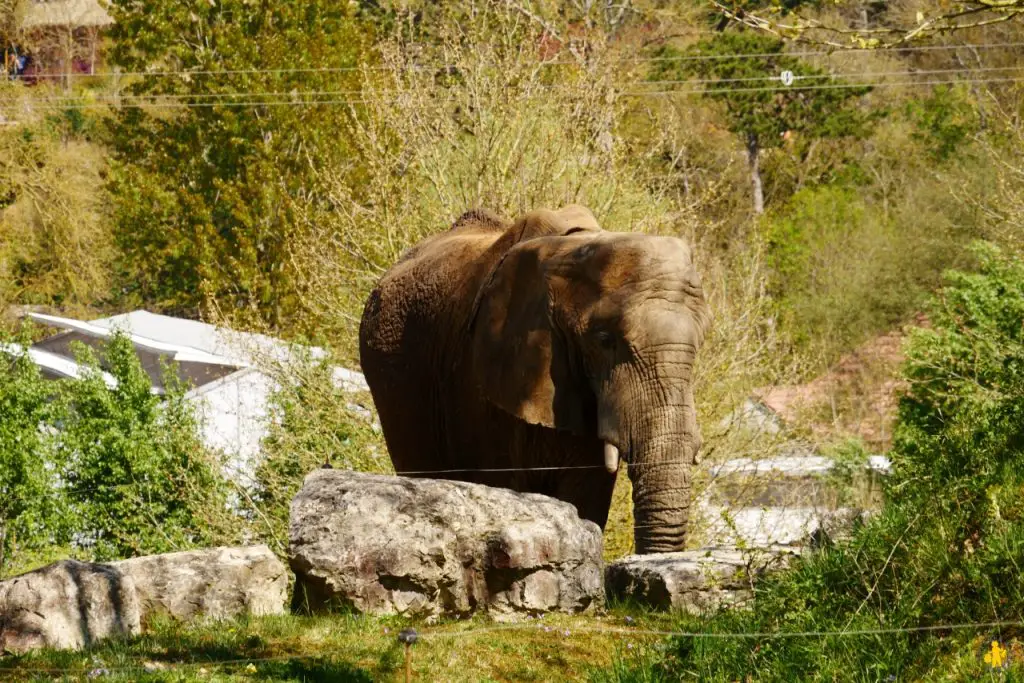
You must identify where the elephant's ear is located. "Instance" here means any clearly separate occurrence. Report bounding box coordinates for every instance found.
[469,241,589,434]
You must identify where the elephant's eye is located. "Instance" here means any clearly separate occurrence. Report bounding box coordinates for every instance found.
[594,331,615,350]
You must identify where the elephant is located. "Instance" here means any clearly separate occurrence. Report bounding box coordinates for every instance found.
[358,205,711,553]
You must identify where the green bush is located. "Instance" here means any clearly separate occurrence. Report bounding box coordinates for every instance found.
[57,332,240,560]
[0,331,65,577]
[0,329,240,573]
[892,241,1024,498]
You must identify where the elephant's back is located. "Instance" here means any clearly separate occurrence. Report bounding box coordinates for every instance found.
[359,227,504,359]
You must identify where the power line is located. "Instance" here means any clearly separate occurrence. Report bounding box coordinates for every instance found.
[49,449,814,499]
[8,73,1023,111]
[633,40,1024,63]
[52,458,703,499]
[14,63,1024,106]
[639,63,1024,87]
[6,39,1024,81]
[625,75,1024,96]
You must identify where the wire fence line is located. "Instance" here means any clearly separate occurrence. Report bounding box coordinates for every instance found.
[44,448,846,500]
[6,38,1024,82]
[1,619,1020,676]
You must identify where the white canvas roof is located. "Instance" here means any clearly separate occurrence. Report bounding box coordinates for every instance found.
[27,312,239,367]
[20,0,114,29]
[89,310,369,392]
[1,342,120,389]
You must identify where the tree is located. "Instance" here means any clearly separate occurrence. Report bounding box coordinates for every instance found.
[652,32,871,214]
[893,242,1024,498]
[105,0,371,330]
[0,118,115,313]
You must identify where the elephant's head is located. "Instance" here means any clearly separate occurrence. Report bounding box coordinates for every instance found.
[470,206,711,554]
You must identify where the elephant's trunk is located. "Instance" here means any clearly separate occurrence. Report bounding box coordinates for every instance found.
[624,398,700,554]
[629,441,693,553]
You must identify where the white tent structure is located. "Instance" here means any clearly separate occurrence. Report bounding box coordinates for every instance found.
[8,310,370,484]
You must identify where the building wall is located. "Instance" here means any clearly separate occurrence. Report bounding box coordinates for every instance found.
[187,369,278,486]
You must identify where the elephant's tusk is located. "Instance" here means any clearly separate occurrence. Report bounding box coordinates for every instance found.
[603,442,620,474]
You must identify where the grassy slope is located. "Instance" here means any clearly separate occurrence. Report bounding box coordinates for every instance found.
[0,607,676,682]
[6,606,1020,682]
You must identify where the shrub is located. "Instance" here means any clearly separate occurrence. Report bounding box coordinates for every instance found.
[0,330,64,577]
[0,121,114,314]
[56,332,241,560]
[892,241,1024,500]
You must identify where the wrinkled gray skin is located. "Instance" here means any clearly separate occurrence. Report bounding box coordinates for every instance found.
[358,205,710,553]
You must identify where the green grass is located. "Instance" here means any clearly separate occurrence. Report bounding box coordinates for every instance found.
[0,606,677,682]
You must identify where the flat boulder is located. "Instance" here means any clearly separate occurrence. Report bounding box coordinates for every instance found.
[0,560,141,653]
[606,547,798,613]
[113,545,288,624]
[289,469,604,617]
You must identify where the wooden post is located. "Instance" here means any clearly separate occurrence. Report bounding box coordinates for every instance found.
[398,628,418,683]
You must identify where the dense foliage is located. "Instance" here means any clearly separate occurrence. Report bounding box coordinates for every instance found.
[0,117,114,313]
[56,333,237,560]
[0,330,238,575]
[0,331,61,577]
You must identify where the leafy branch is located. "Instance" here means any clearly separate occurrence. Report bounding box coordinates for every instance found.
[711,0,1024,49]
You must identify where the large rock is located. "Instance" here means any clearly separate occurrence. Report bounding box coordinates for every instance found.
[606,547,798,613]
[113,545,288,624]
[0,560,141,653]
[289,469,604,617]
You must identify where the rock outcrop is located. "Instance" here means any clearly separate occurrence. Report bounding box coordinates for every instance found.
[113,545,287,625]
[289,469,604,617]
[605,547,798,613]
[0,560,141,653]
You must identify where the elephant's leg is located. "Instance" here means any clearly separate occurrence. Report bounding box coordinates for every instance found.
[555,470,618,529]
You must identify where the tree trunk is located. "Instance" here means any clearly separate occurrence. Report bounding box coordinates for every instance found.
[746,131,764,215]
